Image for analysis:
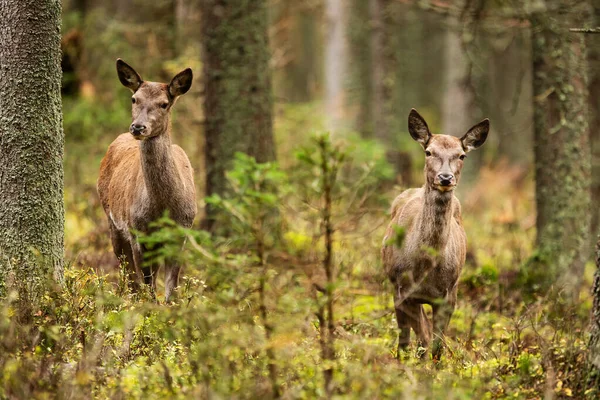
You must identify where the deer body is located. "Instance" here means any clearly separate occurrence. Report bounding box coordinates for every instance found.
[98,59,196,301]
[382,109,489,359]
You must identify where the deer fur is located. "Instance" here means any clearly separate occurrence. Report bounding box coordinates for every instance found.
[97,59,196,301]
[382,109,489,359]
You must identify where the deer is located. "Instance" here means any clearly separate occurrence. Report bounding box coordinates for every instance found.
[381,109,489,360]
[97,59,197,302]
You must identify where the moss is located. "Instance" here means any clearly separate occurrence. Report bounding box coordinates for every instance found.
[0,0,64,311]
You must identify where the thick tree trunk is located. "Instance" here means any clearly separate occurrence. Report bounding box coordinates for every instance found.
[531,1,591,294]
[202,0,275,227]
[0,0,64,315]
[589,0,600,240]
[324,0,348,133]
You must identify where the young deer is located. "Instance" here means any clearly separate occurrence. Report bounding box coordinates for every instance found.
[382,109,489,359]
[97,59,196,301]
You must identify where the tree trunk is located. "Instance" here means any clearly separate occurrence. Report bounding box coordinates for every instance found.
[488,30,534,166]
[369,0,391,144]
[442,18,482,184]
[0,0,64,317]
[531,0,592,294]
[324,0,348,133]
[589,0,600,240]
[589,237,600,387]
[202,0,275,227]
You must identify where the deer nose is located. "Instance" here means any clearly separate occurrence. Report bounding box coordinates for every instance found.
[130,123,146,136]
[438,173,454,186]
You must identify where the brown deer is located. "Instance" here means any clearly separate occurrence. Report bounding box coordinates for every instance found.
[97,59,196,301]
[382,109,489,359]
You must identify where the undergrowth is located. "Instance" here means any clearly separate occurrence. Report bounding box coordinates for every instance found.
[1,135,597,399]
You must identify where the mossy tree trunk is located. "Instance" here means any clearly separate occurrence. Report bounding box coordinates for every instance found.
[0,0,64,316]
[531,0,592,294]
[201,0,275,228]
[588,0,600,240]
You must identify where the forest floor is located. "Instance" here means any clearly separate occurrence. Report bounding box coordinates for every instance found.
[1,104,595,399]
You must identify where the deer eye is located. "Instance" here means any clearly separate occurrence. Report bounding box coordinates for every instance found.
[459,154,466,160]
[160,103,168,109]
[425,150,432,157]
[131,97,136,104]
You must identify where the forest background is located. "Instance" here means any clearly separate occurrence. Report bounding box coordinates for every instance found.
[1,0,600,398]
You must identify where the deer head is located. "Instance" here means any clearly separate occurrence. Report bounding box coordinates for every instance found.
[116,58,193,140]
[408,109,489,192]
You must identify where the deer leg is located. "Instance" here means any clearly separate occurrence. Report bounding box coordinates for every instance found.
[164,262,181,303]
[109,222,140,291]
[394,291,412,354]
[139,244,159,297]
[410,304,432,358]
[431,296,456,361]
[130,241,147,289]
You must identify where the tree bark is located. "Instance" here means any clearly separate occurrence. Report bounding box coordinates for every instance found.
[531,0,592,294]
[201,0,275,227]
[0,0,64,315]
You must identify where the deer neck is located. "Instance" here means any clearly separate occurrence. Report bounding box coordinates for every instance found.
[138,129,184,207]
[417,185,454,250]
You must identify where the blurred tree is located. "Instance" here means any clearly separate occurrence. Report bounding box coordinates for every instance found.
[588,0,600,238]
[270,0,321,103]
[0,0,64,318]
[175,0,201,55]
[530,0,592,294]
[487,27,534,165]
[324,0,348,133]
[369,0,391,144]
[442,20,478,150]
[202,0,275,229]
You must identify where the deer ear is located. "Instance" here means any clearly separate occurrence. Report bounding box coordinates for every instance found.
[408,109,432,148]
[116,59,142,92]
[169,68,193,97]
[461,119,489,152]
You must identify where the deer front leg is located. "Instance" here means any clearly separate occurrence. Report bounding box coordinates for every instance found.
[410,303,432,358]
[394,292,411,355]
[131,241,147,288]
[164,262,181,303]
[431,292,456,361]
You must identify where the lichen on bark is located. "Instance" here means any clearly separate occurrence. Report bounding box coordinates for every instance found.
[0,0,65,315]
